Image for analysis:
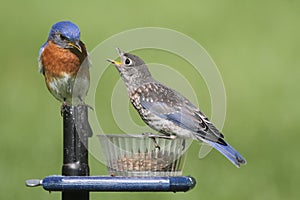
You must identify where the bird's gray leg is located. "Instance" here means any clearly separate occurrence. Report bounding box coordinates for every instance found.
[142,133,177,150]
[60,99,68,116]
[182,139,186,150]
[151,138,160,151]
[142,133,160,150]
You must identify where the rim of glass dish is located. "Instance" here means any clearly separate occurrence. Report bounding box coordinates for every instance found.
[96,134,177,139]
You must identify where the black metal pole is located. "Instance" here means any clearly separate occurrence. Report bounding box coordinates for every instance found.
[62,104,92,200]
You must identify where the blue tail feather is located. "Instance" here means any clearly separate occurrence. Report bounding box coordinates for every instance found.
[203,139,246,168]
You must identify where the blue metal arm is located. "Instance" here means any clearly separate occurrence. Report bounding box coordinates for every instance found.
[27,175,196,192]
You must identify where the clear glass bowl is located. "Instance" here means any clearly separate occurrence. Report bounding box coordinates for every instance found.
[97,134,189,177]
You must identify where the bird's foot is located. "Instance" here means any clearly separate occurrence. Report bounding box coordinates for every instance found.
[142,133,161,150]
[60,101,68,116]
[142,133,177,150]
[151,138,161,151]
[181,139,186,150]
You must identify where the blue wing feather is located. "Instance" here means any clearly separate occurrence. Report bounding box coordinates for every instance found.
[138,83,246,167]
[140,100,209,135]
[38,42,48,74]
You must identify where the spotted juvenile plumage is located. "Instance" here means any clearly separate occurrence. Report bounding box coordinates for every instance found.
[108,48,246,167]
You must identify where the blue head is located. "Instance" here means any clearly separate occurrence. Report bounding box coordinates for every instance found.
[47,21,82,52]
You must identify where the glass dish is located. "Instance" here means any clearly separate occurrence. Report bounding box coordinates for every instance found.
[97,134,189,177]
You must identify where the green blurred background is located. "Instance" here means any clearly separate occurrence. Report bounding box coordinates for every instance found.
[1,0,299,199]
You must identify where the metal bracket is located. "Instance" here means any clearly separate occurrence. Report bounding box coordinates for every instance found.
[26,175,196,192]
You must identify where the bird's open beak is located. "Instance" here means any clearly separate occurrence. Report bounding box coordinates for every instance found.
[116,48,124,56]
[67,41,82,53]
[107,59,122,67]
[107,48,124,67]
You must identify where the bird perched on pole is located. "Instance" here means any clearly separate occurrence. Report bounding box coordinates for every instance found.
[39,21,92,136]
[38,21,90,106]
[108,48,246,167]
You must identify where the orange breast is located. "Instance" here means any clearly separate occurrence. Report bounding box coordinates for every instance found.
[41,41,80,79]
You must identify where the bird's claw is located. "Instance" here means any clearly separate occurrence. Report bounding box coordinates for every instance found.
[60,101,68,116]
[142,133,177,150]
[142,133,161,150]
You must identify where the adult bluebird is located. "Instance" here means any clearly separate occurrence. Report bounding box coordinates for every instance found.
[38,21,90,106]
[108,48,246,168]
[39,21,92,136]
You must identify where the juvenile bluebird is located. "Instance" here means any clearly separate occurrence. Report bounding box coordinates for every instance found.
[38,21,90,106]
[39,21,92,136]
[108,48,246,167]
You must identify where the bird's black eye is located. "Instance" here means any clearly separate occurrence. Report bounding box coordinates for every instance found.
[59,34,68,41]
[125,58,132,65]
